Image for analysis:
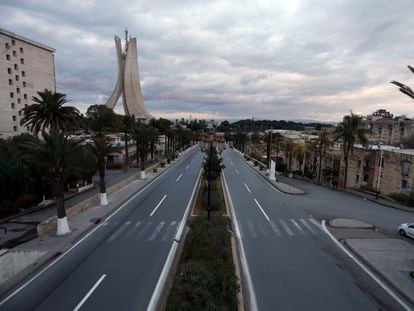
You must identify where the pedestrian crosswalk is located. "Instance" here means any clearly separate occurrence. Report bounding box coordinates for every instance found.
[106,220,180,243]
[105,217,322,243]
[238,218,321,238]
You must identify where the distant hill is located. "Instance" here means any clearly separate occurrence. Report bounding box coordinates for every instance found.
[217,119,334,132]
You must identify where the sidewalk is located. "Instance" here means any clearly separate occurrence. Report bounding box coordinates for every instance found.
[344,188,414,213]
[0,160,163,249]
[232,149,305,195]
[0,149,194,296]
[327,218,414,308]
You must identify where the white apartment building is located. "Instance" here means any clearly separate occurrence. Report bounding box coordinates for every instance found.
[0,28,55,137]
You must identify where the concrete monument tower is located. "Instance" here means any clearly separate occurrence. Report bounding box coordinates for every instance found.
[105,30,152,121]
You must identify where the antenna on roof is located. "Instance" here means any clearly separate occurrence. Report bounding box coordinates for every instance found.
[124,28,129,52]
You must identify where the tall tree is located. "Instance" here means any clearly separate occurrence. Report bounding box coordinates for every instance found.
[391,65,414,99]
[121,115,135,171]
[335,113,369,188]
[294,142,305,172]
[24,132,82,235]
[21,89,81,136]
[317,129,332,181]
[281,138,295,173]
[88,134,114,206]
[132,124,158,179]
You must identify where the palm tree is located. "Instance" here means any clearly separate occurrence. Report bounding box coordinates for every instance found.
[391,65,414,99]
[88,134,114,206]
[235,132,248,153]
[263,132,272,169]
[335,113,369,188]
[25,131,82,235]
[317,129,332,181]
[132,124,158,179]
[21,89,81,136]
[294,142,305,173]
[121,115,134,171]
[281,138,295,173]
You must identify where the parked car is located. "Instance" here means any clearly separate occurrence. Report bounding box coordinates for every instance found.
[398,223,414,238]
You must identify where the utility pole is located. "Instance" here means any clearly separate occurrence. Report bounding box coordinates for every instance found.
[207,141,212,219]
[376,146,383,199]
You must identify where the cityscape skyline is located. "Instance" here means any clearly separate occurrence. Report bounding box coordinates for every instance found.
[1,0,414,122]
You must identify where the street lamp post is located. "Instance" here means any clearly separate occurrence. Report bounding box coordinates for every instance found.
[376,146,384,199]
[207,141,212,219]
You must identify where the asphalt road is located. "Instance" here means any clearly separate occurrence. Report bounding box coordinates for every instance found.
[0,149,204,311]
[222,148,406,311]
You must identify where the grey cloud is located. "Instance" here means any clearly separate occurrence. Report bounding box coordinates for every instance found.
[1,0,414,122]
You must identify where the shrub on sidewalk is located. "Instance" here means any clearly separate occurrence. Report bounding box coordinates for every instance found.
[388,192,414,206]
[160,161,165,168]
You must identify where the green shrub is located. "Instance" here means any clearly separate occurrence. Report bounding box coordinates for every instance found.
[254,160,258,166]
[167,217,238,311]
[160,161,165,168]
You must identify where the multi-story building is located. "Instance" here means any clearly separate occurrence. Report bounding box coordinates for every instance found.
[0,28,55,137]
[364,109,414,146]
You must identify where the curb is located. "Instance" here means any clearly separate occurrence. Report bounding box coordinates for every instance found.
[343,239,414,308]
[222,170,258,311]
[221,173,246,311]
[0,147,197,300]
[232,150,306,195]
[344,191,414,213]
[324,221,413,310]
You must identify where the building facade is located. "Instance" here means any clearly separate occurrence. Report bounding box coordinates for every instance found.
[364,109,414,146]
[0,28,55,137]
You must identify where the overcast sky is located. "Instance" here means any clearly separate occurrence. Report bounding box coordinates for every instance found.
[2,0,414,122]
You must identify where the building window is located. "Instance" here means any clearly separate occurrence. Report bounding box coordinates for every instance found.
[12,50,16,57]
[22,71,25,77]
[5,42,9,49]
[356,175,359,183]
[363,174,369,182]
[15,75,19,81]
[20,58,24,64]
[14,64,18,70]
[13,126,17,132]
[26,126,29,131]
[11,103,15,109]
[23,81,26,87]
[20,47,23,53]
[24,94,27,99]
[17,98,21,104]
[18,110,22,116]
[401,180,408,191]
[7,68,12,74]
[10,92,14,98]
[16,88,20,94]
[12,39,15,46]
[402,161,410,176]
[8,79,12,86]
[357,160,361,168]
[6,54,10,61]
[12,116,16,121]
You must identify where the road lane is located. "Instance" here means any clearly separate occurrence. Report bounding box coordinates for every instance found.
[0,148,204,311]
[223,148,405,311]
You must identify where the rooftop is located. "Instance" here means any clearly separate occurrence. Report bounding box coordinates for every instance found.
[0,28,55,52]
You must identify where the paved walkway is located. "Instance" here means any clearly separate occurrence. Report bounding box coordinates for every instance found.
[328,218,414,308]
